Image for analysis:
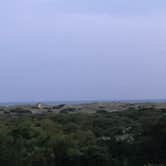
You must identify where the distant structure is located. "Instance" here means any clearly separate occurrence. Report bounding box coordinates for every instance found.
[36,103,44,109]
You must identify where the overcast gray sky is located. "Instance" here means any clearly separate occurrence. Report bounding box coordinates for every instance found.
[0,0,166,102]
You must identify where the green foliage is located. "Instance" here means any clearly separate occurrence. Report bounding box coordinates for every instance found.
[0,108,166,165]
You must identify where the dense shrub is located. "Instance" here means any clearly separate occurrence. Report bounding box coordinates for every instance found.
[0,109,166,165]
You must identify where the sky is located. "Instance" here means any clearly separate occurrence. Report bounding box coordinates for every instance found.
[0,0,166,102]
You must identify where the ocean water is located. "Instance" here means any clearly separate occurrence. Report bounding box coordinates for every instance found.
[0,100,94,106]
[0,99,166,106]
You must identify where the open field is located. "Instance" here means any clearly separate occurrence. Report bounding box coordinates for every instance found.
[1,102,166,115]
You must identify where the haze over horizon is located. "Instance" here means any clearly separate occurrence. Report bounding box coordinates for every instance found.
[0,0,166,102]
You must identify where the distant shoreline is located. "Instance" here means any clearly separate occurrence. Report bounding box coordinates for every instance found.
[1,99,166,106]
